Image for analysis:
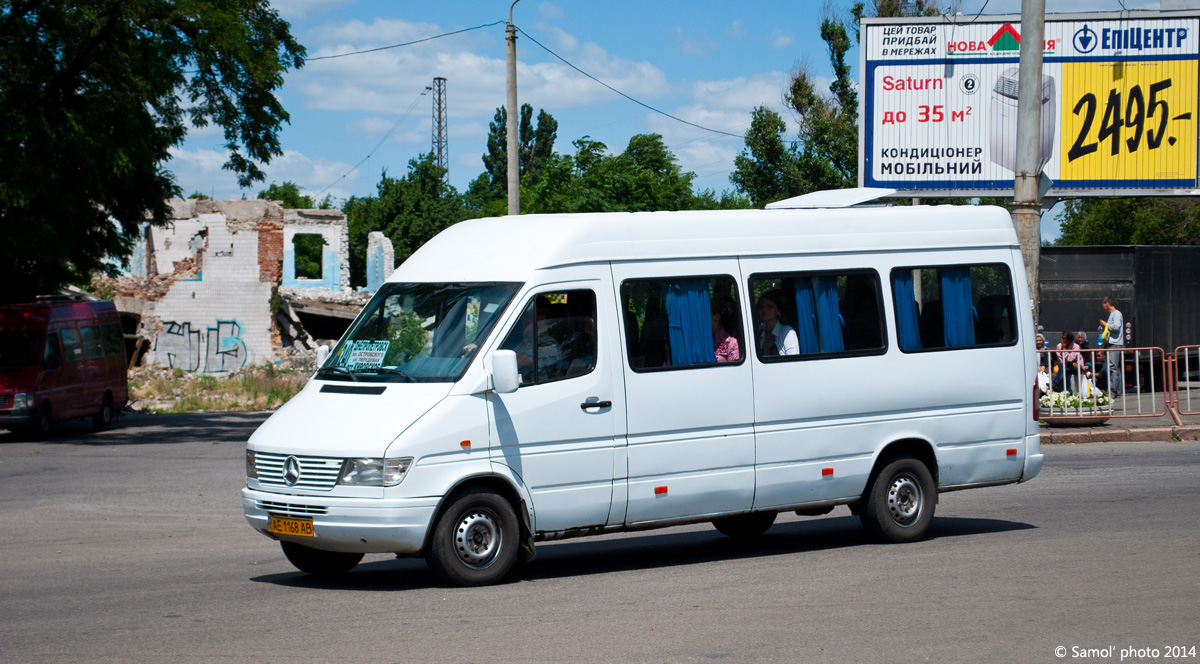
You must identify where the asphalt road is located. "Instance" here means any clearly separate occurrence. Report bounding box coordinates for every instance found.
[1,413,1198,664]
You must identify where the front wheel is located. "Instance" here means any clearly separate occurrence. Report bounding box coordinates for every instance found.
[860,456,936,543]
[427,489,518,587]
[280,541,364,576]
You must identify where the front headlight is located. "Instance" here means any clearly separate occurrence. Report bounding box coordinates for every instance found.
[338,457,413,487]
[12,393,31,410]
[245,449,257,479]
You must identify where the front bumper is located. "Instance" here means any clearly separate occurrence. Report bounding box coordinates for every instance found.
[242,487,439,555]
[0,406,38,429]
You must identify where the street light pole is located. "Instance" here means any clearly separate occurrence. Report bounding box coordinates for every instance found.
[1012,0,1046,320]
[506,1,521,216]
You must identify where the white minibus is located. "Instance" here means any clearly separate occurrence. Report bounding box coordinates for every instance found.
[242,190,1043,586]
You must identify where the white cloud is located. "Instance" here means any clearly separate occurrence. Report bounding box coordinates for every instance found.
[675,27,720,57]
[535,24,580,52]
[292,21,671,122]
[539,2,565,20]
[727,20,747,40]
[769,30,794,48]
[166,146,359,201]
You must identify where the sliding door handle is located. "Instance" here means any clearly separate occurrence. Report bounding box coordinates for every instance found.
[580,400,612,410]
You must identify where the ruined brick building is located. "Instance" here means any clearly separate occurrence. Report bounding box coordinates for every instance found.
[101,199,394,373]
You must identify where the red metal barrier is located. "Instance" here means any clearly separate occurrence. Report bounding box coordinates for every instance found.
[1037,347,1169,422]
[1175,346,1200,417]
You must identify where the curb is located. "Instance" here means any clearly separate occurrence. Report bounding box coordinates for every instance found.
[1041,425,1200,444]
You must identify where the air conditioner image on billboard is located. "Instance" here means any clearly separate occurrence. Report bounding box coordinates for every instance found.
[989,67,1056,172]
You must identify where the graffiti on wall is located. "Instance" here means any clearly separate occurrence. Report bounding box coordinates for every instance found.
[205,320,247,372]
[156,321,202,371]
[154,319,249,373]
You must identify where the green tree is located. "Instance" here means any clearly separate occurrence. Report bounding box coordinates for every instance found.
[344,154,469,287]
[471,103,559,206]
[730,107,803,207]
[0,0,304,301]
[1055,198,1200,245]
[258,181,314,209]
[732,1,941,207]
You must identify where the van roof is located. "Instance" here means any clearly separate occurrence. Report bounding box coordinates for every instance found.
[391,205,1018,283]
[0,300,117,329]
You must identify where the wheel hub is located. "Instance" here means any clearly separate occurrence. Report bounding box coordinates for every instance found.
[454,510,499,568]
[887,475,922,526]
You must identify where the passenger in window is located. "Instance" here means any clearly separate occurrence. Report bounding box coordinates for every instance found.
[710,296,740,363]
[756,290,798,357]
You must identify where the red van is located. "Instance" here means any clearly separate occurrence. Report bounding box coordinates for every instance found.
[0,297,129,437]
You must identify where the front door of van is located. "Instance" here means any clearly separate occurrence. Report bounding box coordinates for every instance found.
[487,270,625,534]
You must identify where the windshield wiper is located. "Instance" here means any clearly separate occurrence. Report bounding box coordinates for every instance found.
[374,367,415,382]
[316,366,358,382]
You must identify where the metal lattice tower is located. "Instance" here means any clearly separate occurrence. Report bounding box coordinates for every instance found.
[432,77,448,180]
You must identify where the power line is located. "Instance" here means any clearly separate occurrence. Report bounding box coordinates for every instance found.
[315,87,431,197]
[307,20,506,61]
[515,25,744,139]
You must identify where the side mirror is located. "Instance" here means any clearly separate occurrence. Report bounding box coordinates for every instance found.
[315,344,329,368]
[491,350,519,394]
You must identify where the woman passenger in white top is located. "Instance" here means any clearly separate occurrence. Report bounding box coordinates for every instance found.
[756,290,799,356]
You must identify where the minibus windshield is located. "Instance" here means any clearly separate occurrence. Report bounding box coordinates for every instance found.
[316,282,520,383]
[0,330,42,368]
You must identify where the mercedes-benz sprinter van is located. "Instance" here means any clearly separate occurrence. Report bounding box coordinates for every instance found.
[243,192,1042,586]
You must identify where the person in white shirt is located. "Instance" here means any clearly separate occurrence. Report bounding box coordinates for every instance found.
[756,291,799,357]
[1099,296,1124,396]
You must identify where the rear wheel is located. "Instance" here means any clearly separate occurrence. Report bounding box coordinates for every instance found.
[280,541,364,576]
[427,489,518,587]
[860,456,936,543]
[712,511,777,539]
[93,394,114,432]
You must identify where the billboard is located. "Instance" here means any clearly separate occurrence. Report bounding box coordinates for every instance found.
[859,11,1200,196]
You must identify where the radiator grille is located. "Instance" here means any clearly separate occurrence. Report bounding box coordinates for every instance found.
[255,453,343,491]
[257,500,329,516]
[0,394,10,408]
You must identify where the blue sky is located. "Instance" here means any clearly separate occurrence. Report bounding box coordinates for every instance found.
[169,0,1159,241]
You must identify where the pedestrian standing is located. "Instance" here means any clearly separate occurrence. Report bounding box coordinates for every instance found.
[1099,297,1124,396]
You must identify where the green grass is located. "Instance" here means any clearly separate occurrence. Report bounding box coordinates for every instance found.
[129,364,309,413]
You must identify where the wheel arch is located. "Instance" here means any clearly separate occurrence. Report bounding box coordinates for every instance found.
[870,437,939,489]
[421,473,532,559]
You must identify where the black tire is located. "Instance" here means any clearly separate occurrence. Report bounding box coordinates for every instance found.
[712,511,777,539]
[427,489,518,587]
[33,402,52,440]
[280,541,364,577]
[93,394,114,432]
[860,456,936,543]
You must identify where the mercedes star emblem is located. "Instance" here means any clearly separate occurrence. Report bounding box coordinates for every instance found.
[283,456,301,486]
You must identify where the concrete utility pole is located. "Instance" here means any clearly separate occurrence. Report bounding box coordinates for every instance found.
[1011,0,1046,320]
[506,1,521,216]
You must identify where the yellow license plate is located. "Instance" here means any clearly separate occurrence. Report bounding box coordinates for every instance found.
[268,515,314,537]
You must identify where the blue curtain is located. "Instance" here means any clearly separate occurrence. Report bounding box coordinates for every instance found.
[662,281,714,366]
[793,280,820,354]
[815,277,845,352]
[941,268,976,347]
[892,271,922,351]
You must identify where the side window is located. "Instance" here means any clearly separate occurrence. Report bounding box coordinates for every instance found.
[43,333,61,370]
[60,327,84,363]
[500,290,597,386]
[80,325,105,360]
[102,322,125,357]
[620,275,744,372]
[749,270,886,361]
[890,263,1017,352]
